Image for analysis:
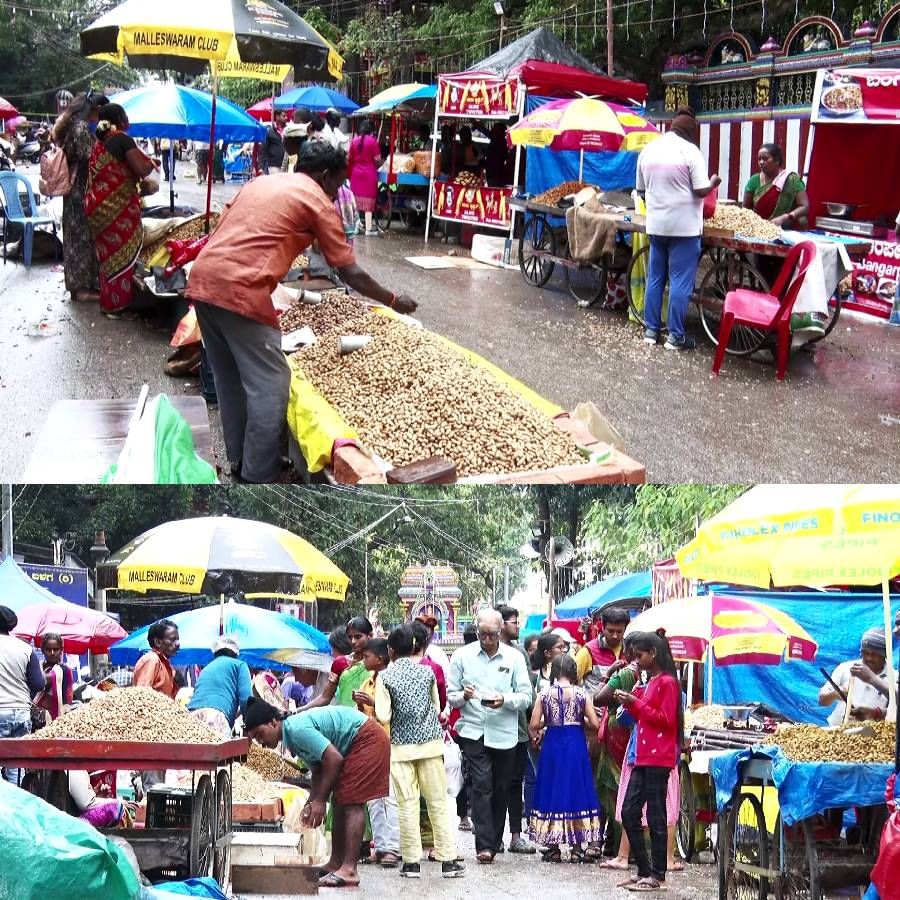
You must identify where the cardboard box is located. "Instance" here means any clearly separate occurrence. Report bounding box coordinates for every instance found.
[230,863,318,894]
[232,831,302,868]
[471,233,517,269]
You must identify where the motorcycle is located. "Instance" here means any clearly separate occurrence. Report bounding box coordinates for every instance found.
[16,140,43,165]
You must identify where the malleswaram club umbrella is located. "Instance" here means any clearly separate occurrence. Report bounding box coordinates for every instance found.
[13,603,127,655]
[96,516,349,602]
[109,600,330,669]
[675,484,900,737]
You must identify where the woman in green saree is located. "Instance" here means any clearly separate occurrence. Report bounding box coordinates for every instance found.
[743,143,809,229]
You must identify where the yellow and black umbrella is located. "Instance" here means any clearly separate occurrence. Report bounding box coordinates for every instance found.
[80,0,343,81]
[97,516,349,602]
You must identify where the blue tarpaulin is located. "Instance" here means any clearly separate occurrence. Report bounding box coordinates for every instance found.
[523,95,640,199]
[709,590,900,724]
[554,570,652,619]
[709,745,892,825]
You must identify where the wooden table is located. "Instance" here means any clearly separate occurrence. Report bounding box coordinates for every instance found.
[23,396,215,483]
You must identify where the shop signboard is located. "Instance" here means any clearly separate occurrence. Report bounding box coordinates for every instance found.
[20,563,89,608]
[437,75,520,118]
[812,68,900,124]
[431,182,513,229]
[847,238,898,318]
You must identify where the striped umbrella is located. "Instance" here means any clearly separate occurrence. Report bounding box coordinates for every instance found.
[97,516,349,601]
[0,97,19,121]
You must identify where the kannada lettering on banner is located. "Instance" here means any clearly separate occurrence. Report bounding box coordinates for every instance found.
[812,68,900,124]
[20,564,89,608]
[438,76,519,117]
[432,182,512,229]
[847,237,898,318]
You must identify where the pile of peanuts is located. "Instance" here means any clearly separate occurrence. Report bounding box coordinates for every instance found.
[34,687,221,743]
[245,741,297,781]
[707,205,782,241]
[278,290,368,337]
[774,721,895,763]
[139,213,220,265]
[289,302,584,476]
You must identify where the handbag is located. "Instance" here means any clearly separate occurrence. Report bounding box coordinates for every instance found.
[442,731,463,798]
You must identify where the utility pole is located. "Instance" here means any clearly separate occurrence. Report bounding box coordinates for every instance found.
[606,0,614,76]
[1,484,12,559]
[547,537,556,623]
[503,563,510,605]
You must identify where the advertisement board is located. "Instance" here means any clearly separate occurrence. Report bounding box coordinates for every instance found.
[437,75,520,118]
[431,182,513,229]
[812,68,900,124]
[20,563,90,608]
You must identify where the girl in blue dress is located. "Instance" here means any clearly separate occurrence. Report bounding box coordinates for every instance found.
[528,653,603,862]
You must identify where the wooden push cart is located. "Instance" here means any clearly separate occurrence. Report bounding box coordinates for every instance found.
[717,754,889,900]
[515,202,871,356]
[0,737,249,886]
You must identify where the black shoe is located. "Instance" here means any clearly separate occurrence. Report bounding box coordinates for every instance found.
[400,863,421,878]
[664,334,696,351]
[441,860,466,878]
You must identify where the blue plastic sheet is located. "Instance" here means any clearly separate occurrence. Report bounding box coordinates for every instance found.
[554,570,652,619]
[152,878,230,898]
[709,745,893,825]
[523,95,639,202]
[709,590,900,724]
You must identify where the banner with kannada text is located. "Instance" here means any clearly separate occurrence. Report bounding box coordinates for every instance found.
[437,74,519,118]
[431,182,512,229]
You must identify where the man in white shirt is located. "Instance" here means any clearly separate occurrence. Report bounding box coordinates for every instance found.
[635,107,721,351]
[818,628,890,725]
[448,609,532,864]
[325,108,349,152]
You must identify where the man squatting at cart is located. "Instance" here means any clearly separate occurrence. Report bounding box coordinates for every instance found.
[186,140,417,484]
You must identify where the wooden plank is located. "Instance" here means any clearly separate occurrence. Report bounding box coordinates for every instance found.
[22,396,215,484]
[230,864,319,894]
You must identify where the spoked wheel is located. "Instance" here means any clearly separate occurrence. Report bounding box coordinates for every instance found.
[519,214,555,287]
[772,815,820,900]
[374,186,392,231]
[189,773,214,878]
[213,769,232,887]
[697,258,771,355]
[626,243,653,328]
[566,262,608,307]
[722,793,769,900]
[676,760,697,863]
[805,291,843,343]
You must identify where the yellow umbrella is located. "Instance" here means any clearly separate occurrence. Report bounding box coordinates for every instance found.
[676,484,900,716]
[97,516,349,602]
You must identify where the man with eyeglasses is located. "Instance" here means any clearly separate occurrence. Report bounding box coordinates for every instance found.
[448,609,532,864]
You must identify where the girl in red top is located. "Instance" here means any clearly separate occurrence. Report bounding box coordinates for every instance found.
[614,632,682,893]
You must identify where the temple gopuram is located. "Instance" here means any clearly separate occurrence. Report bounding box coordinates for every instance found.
[398,562,465,642]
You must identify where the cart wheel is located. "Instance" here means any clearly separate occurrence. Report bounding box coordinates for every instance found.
[213,769,232,887]
[519,214,555,287]
[189,773,214,879]
[676,761,696,863]
[626,244,652,327]
[772,815,820,900]
[566,263,608,307]
[374,186,392,232]
[696,259,770,355]
[805,291,843,344]
[722,793,769,900]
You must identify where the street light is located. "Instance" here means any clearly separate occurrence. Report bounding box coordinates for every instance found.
[494,0,507,48]
[89,530,111,676]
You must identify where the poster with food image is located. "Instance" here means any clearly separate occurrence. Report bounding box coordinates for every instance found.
[845,238,899,318]
[432,183,513,228]
[812,68,900,123]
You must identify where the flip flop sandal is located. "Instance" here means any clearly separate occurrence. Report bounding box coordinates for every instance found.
[626,879,666,893]
[318,872,360,888]
[540,848,562,863]
[476,851,495,864]
[600,860,631,870]
[380,852,400,868]
[570,848,585,864]
[617,876,641,888]
[669,862,685,872]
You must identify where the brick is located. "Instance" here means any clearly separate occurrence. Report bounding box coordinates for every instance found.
[331,446,386,484]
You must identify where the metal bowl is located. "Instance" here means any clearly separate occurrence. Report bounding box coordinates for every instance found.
[722,705,754,723]
[824,202,857,217]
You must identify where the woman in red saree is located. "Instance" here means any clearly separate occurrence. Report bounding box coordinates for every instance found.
[84,104,155,316]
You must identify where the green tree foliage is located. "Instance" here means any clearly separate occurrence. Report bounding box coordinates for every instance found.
[0,0,136,117]
[580,483,748,575]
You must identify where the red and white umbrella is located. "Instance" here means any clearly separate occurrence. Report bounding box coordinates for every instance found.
[0,97,20,121]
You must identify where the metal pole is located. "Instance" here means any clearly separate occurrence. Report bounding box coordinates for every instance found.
[504,564,510,605]
[168,142,175,213]
[606,0,614,75]
[547,538,555,623]
[0,484,11,559]
[205,77,218,233]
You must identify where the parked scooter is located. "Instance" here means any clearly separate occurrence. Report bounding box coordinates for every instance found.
[15,140,43,165]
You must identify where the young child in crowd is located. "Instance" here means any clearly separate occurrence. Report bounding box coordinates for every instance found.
[614,631,682,893]
[528,653,603,863]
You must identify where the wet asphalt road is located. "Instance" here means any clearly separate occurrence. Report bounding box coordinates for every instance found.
[1,159,898,483]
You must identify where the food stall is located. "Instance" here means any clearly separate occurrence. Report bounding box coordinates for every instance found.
[278,289,646,484]
[424,26,647,243]
[808,66,900,318]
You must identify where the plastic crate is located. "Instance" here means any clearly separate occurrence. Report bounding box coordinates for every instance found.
[233,821,284,833]
[146,787,195,829]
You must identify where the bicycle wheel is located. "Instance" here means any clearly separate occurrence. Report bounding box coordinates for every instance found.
[626,243,652,327]
[676,760,697,863]
[519,214,555,287]
[772,815,820,900]
[566,262,607,307]
[804,291,843,343]
[374,186,392,231]
[723,793,769,900]
[697,258,771,355]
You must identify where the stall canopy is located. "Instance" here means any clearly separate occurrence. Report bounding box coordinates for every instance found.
[465,27,648,105]
[554,569,652,619]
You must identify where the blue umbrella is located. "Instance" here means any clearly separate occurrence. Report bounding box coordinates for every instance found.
[553,570,653,619]
[274,85,358,114]
[0,556,66,611]
[112,83,265,211]
[108,600,330,670]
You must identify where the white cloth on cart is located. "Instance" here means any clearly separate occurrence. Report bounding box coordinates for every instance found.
[779,230,852,315]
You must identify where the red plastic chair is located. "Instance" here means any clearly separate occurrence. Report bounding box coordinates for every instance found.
[711,240,818,381]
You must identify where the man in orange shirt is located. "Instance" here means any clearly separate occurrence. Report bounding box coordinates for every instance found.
[186,140,416,484]
[132,620,180,700]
